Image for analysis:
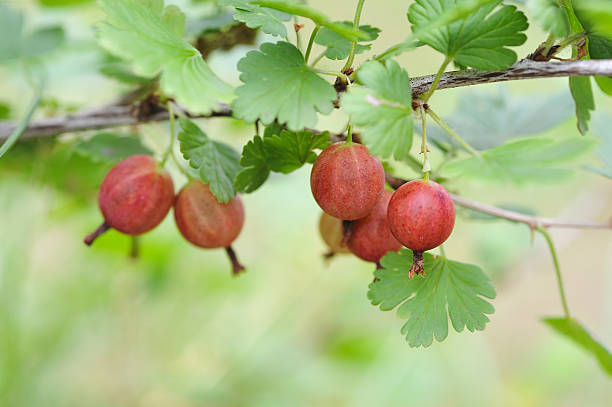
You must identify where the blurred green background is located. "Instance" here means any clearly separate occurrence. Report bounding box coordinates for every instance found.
[1,0,611,406]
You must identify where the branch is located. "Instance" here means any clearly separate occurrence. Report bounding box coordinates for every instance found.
[450,193,612,230]
[3,59,612,141]
[0,103,233,141]
[410,58,612,95]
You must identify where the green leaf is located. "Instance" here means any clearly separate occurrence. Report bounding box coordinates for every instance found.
[342,60,413,160]
[408,0,528,70]
[527,0,569,38]
[98,0,233,114]
[315,23,380,60]
[543,317,612,377]
[424,87,574,150]
[573,0,612,38]
[0,103,10,120]
[234,128,330,192]
[369,249,496,348]
[234,136,270,193]
[39,0,94,6]
[233,41,336,131]
[585,113,612,179]
[178,118,242,203]
[0,4,65,62]
[587,35,612,96]
[443,136,596,183]
[569,76,594,135]
[253,0,370,40]
[265,130,330,173]
[218,0,291,37]
[73,132,153,163]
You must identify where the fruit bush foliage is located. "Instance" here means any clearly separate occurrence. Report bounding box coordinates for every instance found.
[1,0,612,376]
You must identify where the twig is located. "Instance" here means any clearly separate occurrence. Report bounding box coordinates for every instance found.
[450,193,612,230]
[4,59,612,141]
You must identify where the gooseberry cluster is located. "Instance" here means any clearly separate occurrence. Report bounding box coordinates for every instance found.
[84,155,245,274]
[312,141,456,276]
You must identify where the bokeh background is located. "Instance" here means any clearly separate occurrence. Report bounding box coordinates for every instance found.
[1,0,611,406]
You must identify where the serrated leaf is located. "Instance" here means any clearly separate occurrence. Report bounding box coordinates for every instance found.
[342,60,413,160]
[589,34,612,96]
[233,41,336,131]
[315,23,380,60]
[73,132,153,163]
[265,130,330,173]
[543,317,612,377]
[585,113,612,179]
[178,118,242,203]
[408,0,528,70]
[369,249,495,348]
[424,87,574,150]
[253,0,370,40]
[0,4,65,62]
[569,76,594,135]
[218,0,290,37]
[98,0,232,114]
[234,127,330,192]
[234,136,270,193]
[527,0,569,38]
[443,136,596,183]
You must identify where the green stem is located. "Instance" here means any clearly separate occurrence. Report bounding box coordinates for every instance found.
[310,50,326,67]
[540,33,556,58]
[294,16,302,52]
[313,68,347,79]
[420,106,430,181]
[426,108,481,159]
[555,32,586,53]
[0,86,42,159]
[304,24,320,64]
[422,56,451,102]
[536,227,571,319]
[342,0,366,72]
[345,123,353,144]
[160,102,176,167]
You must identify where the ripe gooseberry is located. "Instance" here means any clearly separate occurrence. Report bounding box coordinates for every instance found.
[310,142,385,220]
[84,154,174,245]
[348,189,402,265]
[387,180,455,278]
[174,180,245,275]
[319,212,351,258]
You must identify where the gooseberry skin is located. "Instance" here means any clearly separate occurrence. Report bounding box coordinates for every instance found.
[174,180,244,249]
[387,180,455,252]
[319,212,351,254]
[98,154,174,235]
[348,190,402,263]
[310,142,385,220]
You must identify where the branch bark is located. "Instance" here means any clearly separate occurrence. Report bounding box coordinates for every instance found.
[385,174,612,230]
[3,59,612,141]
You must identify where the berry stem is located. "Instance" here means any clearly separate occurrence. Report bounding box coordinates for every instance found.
[342,0,367,73]
[160,101,176,167]
[294,16,302,51]
[83,221,111,246]
[419,105,430,182]
[225,246,246,276]
[408,251,425,279]
[536,227,571,319]
[304,24,320,64]
[345,123,353,144]
[130,236,140,260]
